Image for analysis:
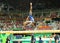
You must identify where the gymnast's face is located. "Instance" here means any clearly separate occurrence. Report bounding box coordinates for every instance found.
[28,16,30,20]
[27,16,30,20]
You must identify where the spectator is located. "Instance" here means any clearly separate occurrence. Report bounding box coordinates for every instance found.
[54,34,59,43]
[6,37,10,43]
[31,35,36,43]
[39,37,43,43]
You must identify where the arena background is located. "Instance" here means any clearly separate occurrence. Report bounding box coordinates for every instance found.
[0,0,60,43]
[0,0,60,31]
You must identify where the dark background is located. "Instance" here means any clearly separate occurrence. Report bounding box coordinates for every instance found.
[0,0,60,11]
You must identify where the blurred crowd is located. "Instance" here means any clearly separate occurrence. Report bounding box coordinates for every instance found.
[0,12,60,31]
[0,21,23,31]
